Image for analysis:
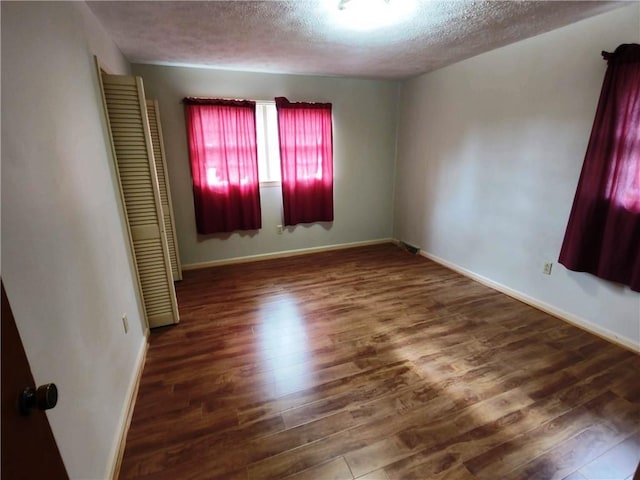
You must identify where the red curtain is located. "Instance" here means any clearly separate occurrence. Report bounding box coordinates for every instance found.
[558,44,640,291]
[275,97,334,226]
[184,98,261,234]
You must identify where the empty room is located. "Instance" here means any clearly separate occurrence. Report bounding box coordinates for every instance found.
[1,1,639,479]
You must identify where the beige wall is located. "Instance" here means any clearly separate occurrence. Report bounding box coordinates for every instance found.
[394,4,640,348]
[1,2,146,477]
[132,64,399,266]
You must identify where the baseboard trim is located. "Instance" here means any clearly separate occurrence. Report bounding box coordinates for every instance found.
[109,336,149,480]
[182,238,394,271]
[417,249,640,354]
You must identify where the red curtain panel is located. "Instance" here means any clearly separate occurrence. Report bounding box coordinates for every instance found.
[275,97,334,226]
[559,44,640,291]
[183,98,261,234]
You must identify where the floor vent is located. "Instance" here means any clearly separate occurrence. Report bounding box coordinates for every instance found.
[400,242,419,254]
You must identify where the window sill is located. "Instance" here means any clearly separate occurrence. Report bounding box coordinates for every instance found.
[260,181,281,188]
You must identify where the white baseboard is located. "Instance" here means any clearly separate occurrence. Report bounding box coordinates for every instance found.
[108,336,149,480]
[182,238,393,271]
[417,249,640,354]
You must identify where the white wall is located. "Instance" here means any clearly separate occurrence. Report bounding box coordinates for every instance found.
[1,2,147,478]
[131,64,399,266]
[394,4,640,349]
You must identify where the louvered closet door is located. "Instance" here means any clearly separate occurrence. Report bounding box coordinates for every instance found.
[146,100,182,281]
[100,73,179,328]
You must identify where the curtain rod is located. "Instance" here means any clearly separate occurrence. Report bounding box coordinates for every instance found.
[179,97,274,105]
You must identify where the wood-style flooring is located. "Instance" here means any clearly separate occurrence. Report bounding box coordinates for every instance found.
[120,243,640,480]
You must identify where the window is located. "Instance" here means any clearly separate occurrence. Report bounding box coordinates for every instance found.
[275,96,334,226]
[183,98,261,234]
[255,102,281,184]
[183,96,334,232]
[201,114,253,190]
[558,44,640,291]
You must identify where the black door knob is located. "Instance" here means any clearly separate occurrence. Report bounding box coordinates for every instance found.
[19,383,58,416]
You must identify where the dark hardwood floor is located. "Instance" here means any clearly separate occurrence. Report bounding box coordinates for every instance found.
[120,243,640,480]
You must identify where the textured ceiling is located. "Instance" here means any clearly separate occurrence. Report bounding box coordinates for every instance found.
[88,0,625,79]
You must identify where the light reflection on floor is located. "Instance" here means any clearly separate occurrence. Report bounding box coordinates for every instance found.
[255,294,317,396]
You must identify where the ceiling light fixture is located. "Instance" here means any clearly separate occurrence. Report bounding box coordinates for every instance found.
[338,0,390,10]
[333,0,416,31]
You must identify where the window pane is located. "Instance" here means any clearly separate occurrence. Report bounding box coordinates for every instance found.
[256,102,281,183]
[265,104,281,182]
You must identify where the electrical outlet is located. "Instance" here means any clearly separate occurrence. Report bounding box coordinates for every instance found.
[122,313,129,334]
[543,262,553,275]
[277,225,284,234]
